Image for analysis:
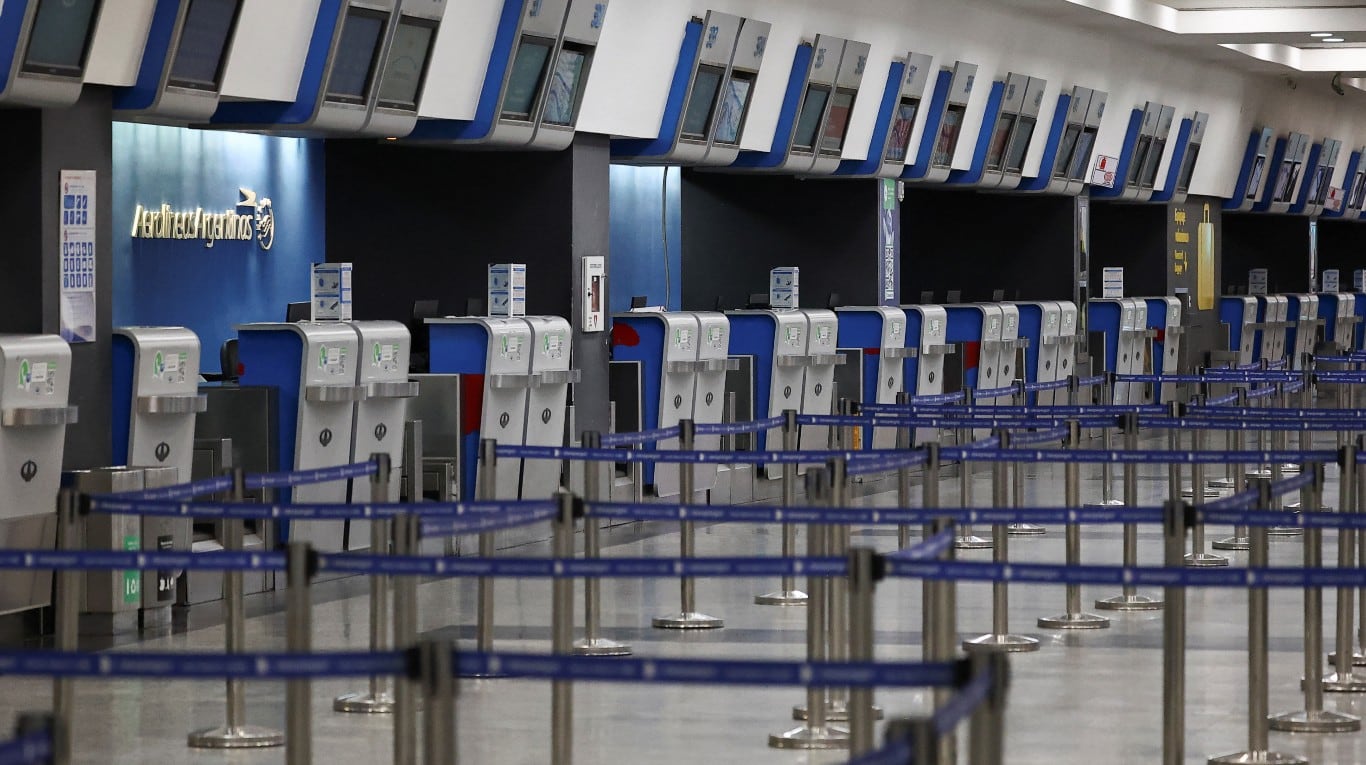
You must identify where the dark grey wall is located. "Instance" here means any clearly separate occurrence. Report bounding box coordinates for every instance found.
[679,172,880,310]
[1089,201,1167,299]
[1318,219,1366,286]
[0,90,114,469]
[1222,213,1310,294]
[569,136,610,433]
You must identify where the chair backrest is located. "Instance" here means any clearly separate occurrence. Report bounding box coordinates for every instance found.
[221,339,240,382]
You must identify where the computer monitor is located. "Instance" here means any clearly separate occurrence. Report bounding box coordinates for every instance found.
[630,295,648,309]
[408,299,440,374]
[285,302,310,322]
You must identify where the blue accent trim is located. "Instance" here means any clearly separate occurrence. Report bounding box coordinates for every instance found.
[609,315,667,484]
[209,0,346,126]
[1220,297,1255,359]
[901,69,952,180]
[945,80,1004,185]
[113,0,180,111]
[408,0,522,140]
[110,336,136,466]
[1288,142,1324,214]
[427,323,493,502]
[1087,301,1128,373]
[1091,108,1144,199]
[725,314,779,450]
[730,44,812,169]
[833,61,904,176]
[0,0,31,96]
[943,307,985,389]
[236,330,306,511]
[1251,137,1288,213]
[901,308,924,395]
[1150,117,1193,203]
[1223,130,1264,210]
[1323,150,1360,219]
[1015,93,1071,192]
[834,310,888,444]
[611,22,702,159]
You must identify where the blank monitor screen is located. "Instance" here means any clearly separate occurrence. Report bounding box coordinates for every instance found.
[1177,144,1200,191]
[985,114,1015,171]
[502,36,553,120]
[1246,155,1266,199]
[792,84,829,151]
[377,17,436,109]
[1140,138,1166,187]
[681,65,724,140]
[883,99,918,163]
[1054,125,1081,178]
[1308,166,1326,205]
[821,88,855,154]
[1003,115,1034,173]
[1350,171,1366,210]
[933,104,965,167]
[169,0,239,90]
[1271,161,1293,202]
[326,8,387,104]
[1283,162,1303,203]
[713,75,752,145]
[1127,136,1151,187]
[541,46,585,126]
[23,0,101,76]
[1069,127,1096,180]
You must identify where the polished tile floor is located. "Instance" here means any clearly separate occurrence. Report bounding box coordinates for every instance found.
[5,450,1366,764]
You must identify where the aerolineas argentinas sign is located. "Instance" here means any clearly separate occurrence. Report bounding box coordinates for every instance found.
[130,188,275,250]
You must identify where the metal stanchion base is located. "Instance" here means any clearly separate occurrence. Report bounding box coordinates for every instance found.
[754,590,808,606]
[962,633,1040,653]
[187,725,285,749]
[954,535,994,550]
[768,723,850,750]
[1094,594,1164,611]
[572,637,632,657]
[1269,709,1361,733]
[1085,499,1125,509]
[1322,672,1366,693]
[1268,526,1304,537]
[1185,552,1230,567]
[333,692,394,714]
[1007,523,1046,536]
[652,612,724,630]
[792,701,883,722]
[1286,503,1333,512]
[1183,486,1229,499]
[1245,468,1275,481]
[1325,650,1366,667]
[1212,536,1250,551]
[1207,751,1306,765]
[1207,478,1236,490]
[1280,464,1301,474]
[1037,613,1110,630]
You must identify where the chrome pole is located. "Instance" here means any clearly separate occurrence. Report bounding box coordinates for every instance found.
[965,430,1038,652]
[551,492,577,765]
[757,410,807,605]
[1213,390,1250,551]
[847,547,879,755]
[336,454,395,712]
[1325,443,1366,692]
[420,640,458,765]
[573,431,630,655]
[1039,421,1108,630]
[935,512,958,765]
[968,653,1009,765]
[476,439,497,656]
[284,542,314,765]
[956,390,990,549]
[1008,382,1044,536]
[392,513,420,765]
[1099,413,1163,610]
[1163,500,1189,765]
[654,420,722,629]
[53,489,80,765]
[1186,421,1228,567]
[896,393,915,549]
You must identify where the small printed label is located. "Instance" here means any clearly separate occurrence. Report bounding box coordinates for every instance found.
[502,335,524,361]
[816,325,832,344]
[30,362,48,384]
[930,319,942,334]
[123,535,140,604]
[784,326,802,346]
[544,333,564,358]
[707,326,724,347]
[890,321,903,340]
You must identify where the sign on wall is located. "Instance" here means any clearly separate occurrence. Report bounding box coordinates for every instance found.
[879,179,899,306]
[130,188,275,251]
[60,169,97,343]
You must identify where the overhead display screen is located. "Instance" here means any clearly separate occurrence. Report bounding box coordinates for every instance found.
[713,75,752,145]
[933,104,965,167]
[377,18,436,109]
[1003,116,1035,173]
[792,85,830,151]
[1271,161,1294,203]
[168,0,239,90]
[1176,144,1200,191]
[1054,125,1081,178]
[883,99,918,163]
[502,36,553,120]
[1127,136,1152,187]
[542,47,586,126]
[986,114,1015,171]
[1350,171,1366,210]
[326,8,387,104]
[1245,156,1266,200]
[23,0,101,76]
[1069,127,1096,180]
[821,89,855,154]
[1140,138,1166,188]
[681,65,724,140]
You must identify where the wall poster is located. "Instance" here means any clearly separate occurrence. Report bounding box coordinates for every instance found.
[60,169,97,343]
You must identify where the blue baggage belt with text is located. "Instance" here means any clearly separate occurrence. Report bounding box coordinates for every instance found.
[87,496,558,521]
[495,444,868,464]
[0,732,50,765]
[867,405,1165,417]
[599,425,682,447]
[115,475,235,501]
[846,449,931,475]
[937,447,1335,464]
[583,501,1166,527]
[246,460,379,490]
[1189,406,1366,420]
[886,560,1366,588]
[694,416,786,436]
[0,648,403,679]
[1145,417,1366,432]
[419,506,559,538]
[317,553,853,579]
[1200,392,1240,407]
[1008,426,1071,446]
[933,661,996,737]
[971,385,1020,400]
[861,392,964,412]
[811,413,1118,429]
[1022,378,1072,393]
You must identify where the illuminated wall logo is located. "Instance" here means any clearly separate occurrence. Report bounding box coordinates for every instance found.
[130,188,275,250]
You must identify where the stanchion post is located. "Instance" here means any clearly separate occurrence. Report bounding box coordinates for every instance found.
[573,432,630,655]
[1213,390,1250,551]
[1324,443,1366,692]
[965,430,1038,652]
[896,392,915,549]
[1093,373,1119,506]
[284,541,315,765]
[1039,421,1109,630]
[52,489,81,765]
[1163,500,1190,765]
[336,453,396,712]
[756,410,807,605]
[654,420,722,629]
[551,491,578,765]
[1186,422,1228,567]
[392,513,420,765]
[475,439,497,656]
[1167,402,1185,504]
[955,390,990,549]
[1098,413,1163,610]
[933,512,959,765]
[187,467,284,749]
[922,442,941,660]
[847,546,881,755]
[1008,381,1044,537]
[968,653,1010,765]
[419,640,458,765]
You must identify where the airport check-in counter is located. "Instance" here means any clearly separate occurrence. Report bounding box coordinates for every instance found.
[1286,294,1322,369]
[902,305,951,442]
[996,304,1026,405]
[1317,294,1358,353]
[835,307,909,449]
[691,313,734,492]
[522,316,576,500]
[1015,302,1061,406]
[727,310,809,480]
[1219,297,1260,367]
[1056,302,1080,401]
[0,336,74,616]
[800,309,842,455]
[903,61,977,185]
[1354,294,1366,353]
[236,322,361,551]
[1145,298,1184,404]
[347,321,417,546]
[944,304,1005,400]
[1088,299,1150,404]
[427,317,534,500]
[1255,296,1289,365]
[66,467,142,631]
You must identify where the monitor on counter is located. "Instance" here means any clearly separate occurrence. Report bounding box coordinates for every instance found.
[501,36,553,120]
[1003,115,1034,173]
[883,98,919,163]
[1139,137,1165,187]
[1127,136,1152,187]
[325,7,388,105]
[712,73,753,145]
[1350,171,1366,210]
[22,0,102,77]
[376,16,437,110]
[792,84,830,151]
[168,0,241,91]
[1271,160,1294,202]
[542,44,588,126]
[285,302,310,322]
[681,64,724,140]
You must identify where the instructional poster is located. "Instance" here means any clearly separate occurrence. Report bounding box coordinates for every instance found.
[59,170,97,343]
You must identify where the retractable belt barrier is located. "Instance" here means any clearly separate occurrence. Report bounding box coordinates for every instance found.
[598,425,681,447]
[0,731,51,765]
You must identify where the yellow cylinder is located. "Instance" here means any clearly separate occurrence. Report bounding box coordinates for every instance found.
[1197,204,1215,310]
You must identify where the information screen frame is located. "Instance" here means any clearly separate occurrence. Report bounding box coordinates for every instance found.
[1003,115,1035,174]
[501,34,555,121]
[712,73,754,146]
[819,87,856,155]
[791,84,831,152]
[375,15,439,111]
[541,44,589,127]
[324,6,390,106]
[933,103,966,168]
[883,98,919,163]
[167,0,242,91]
[681,64,725,141]
[21,0,102,78]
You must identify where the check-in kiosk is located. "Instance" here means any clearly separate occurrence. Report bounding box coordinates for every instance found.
[407,0,608,149]
[1145,298,1183,404]
[1318,294,1359,353]
[611,12,770,167]
[347,321,415,533]
[1255,297,1289,365]
[901,305,951,442]
[1114,103,1175,202]
[835,51,933,178]
[611,312,698,497]
[1153,111,1210,204]
[980,73,1047,189]
[0,0,106,106]
[835,307,909,449]
[1018,85,1105,196]
[1335,148,1366,221]
[113,0,246,122]
[427,317,534,500]
[213,0,445,137]
[1354,295,1366,353]
[521,316,574,499]
[1292,138,1342,217]
[1056,302,1080,396]
[996,304,1025,404]
[1286,294,1321,369]
[112,327,205,482]
[1219,297,1260,366]
[1256,132,1312,215]
[903,61,977,184]
[237,323,362,550]
[727,310,809,479]
[0,336,74,616]
[68,468,143,631]
[1015,302,1062,406]
[1088,299,1145,404]
[691,313,732,493]
[800,309,841,452]
[944,304,1005,399]
[1225,127,1276,212]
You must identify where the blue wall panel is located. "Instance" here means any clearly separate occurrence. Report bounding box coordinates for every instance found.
[608,164,681,313]
[112,123,325,364]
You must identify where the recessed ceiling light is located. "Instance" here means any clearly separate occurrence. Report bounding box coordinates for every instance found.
[1324,37,1346,43]
[1311,32,1334,37]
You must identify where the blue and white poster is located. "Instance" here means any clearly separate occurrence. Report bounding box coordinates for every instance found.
[59,169,97,343]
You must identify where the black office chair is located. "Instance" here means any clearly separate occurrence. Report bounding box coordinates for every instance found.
[202,339,241,383]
